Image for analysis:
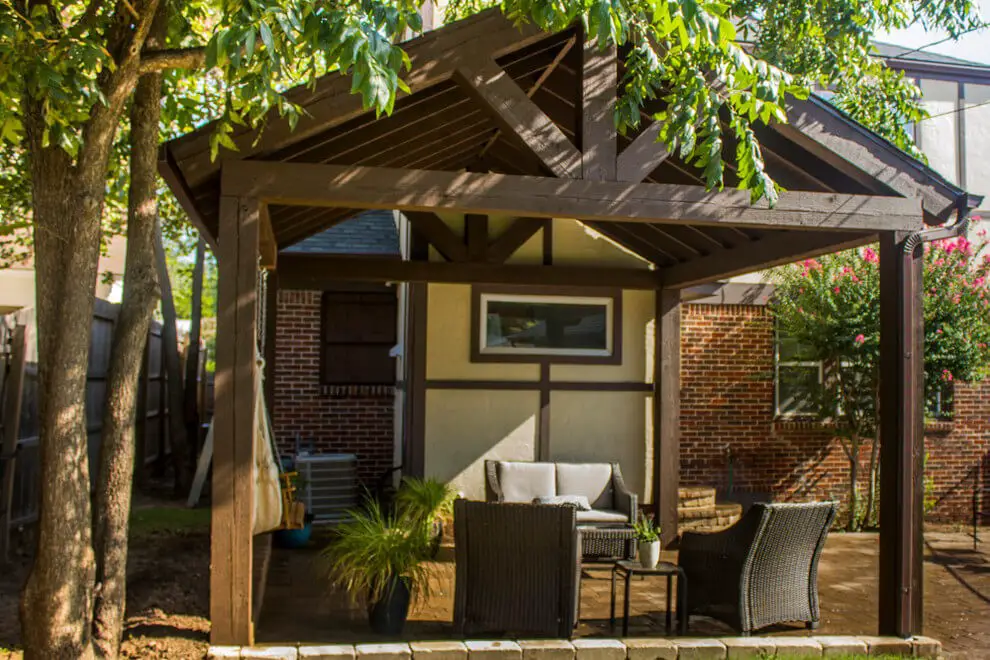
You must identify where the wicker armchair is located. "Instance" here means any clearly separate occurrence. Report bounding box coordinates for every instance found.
[679,501,837,635]
[454,500,581,637]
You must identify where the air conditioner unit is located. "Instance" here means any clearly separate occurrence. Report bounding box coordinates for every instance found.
[295,453,359,526]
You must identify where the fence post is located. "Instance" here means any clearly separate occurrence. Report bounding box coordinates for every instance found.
[1,325,27,561]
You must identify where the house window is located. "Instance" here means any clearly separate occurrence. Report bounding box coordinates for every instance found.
[321,290,397,388]
[473,288,619,363]
[774,329,823,418]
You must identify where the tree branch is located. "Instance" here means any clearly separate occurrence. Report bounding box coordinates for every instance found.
[139,47,206,74]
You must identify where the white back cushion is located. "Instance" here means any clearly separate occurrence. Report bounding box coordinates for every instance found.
[497,461,556,503]
[556,463,614,509]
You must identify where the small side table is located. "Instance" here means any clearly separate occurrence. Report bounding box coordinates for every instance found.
[610,559,687,636]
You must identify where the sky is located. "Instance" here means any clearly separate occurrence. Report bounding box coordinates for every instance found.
[876,3,990,65]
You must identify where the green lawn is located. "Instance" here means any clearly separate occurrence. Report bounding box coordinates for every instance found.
[129,505,210,539]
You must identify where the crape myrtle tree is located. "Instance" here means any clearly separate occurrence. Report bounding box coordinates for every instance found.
[0,0,982,656]
[770,228,990,530]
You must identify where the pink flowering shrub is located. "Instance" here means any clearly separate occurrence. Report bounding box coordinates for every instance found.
[769,222,990,529]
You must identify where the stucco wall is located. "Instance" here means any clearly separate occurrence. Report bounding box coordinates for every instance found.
[421,217,656,502]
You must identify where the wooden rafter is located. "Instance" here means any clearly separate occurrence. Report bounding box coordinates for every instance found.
[465,214,489,261]
[277,253,660,290]
[617,121,670,183]
[660,230,871,288]
[455,55,582,178]
[169,10,547,188]
[223,161,925,234]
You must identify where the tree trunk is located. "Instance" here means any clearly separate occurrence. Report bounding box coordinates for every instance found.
[153,224,192,496]
[18,1,161,655]
[19,104,101,660]
[183,238,205,454]
[91,55,164,659]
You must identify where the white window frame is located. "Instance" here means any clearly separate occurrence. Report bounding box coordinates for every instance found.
[774,329,825,419]
[478,292,615,358]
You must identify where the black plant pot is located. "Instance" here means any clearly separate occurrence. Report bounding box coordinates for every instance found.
[368,576,411,636]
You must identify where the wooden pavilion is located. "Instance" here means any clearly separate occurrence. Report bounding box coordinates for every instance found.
[160,9,978,647]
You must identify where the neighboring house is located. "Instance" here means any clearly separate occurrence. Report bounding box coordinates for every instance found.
[0,234,128,314]
[262,39,990,525]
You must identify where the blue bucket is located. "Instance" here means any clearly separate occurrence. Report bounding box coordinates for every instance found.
[273,517,314,549]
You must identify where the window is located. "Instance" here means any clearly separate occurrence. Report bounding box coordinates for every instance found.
[473,289,619,363]
[320,290,397,388]
[774,330,823,418]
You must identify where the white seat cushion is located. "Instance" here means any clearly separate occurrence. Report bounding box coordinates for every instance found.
[497,461,556,503]
[556,463,614,509]
[576,509,629,524]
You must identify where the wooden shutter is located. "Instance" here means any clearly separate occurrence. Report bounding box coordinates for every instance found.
[321,291,397,385]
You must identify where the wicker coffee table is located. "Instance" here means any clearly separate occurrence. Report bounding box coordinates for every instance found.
[610,559,688,636]
[579,525,636,562]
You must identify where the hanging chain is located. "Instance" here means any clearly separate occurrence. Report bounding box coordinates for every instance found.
[256,261,268,358]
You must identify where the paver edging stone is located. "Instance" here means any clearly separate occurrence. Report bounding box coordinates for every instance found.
[299,645,358,660]
[241,646,299,660]
[518,639,575,660]
[672,638,727,660]
[464,641,523,660]
[720,637,776,660]
[621,638,677,660]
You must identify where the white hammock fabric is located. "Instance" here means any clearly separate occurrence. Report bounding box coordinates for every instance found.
[253,355,283,535]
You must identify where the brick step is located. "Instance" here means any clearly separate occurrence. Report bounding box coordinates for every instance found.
[677,487,716,510]
[678,502,743,533]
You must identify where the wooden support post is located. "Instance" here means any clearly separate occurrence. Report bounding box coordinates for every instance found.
[878,230,925,637]
[0,325,26,561]
[465,214,488,262]
[581,37,617,181]
[404,233,429,478]
[654,290,680,548]
[212,194,261,646]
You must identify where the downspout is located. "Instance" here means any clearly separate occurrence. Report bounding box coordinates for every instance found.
[902,204,971,254]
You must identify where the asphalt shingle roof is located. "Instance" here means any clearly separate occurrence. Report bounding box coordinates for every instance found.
[284,210,400,255]
[873,41,990,68]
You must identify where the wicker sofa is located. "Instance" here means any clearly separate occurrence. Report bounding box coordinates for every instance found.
[485,460,637,559]
[453,500,581,637]
[679,501,838,634]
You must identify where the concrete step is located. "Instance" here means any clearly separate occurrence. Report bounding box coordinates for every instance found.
[678,502,743,533]
[677,487,716,510]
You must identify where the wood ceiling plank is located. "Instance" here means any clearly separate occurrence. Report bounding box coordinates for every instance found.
[616,121,670,183]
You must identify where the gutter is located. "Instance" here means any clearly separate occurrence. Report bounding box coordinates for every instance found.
[903,203,971,254]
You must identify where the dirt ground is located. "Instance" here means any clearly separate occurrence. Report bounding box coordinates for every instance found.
[0,504,211,660]
[1,524,988,659]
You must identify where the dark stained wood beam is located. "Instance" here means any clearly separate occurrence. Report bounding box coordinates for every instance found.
[655,289,680,548]
[212,195,259,646]
[170,10,548,188]
[781,96,970,222]
[455,56,582,178]
[405,211,469,262]
[465,214,489,261]
[479,35,577,159]
[617,121,670,183]
[660,230,872,288]
[258,203,277,269]
[224,161,925,234]
[277,253,660,290]
[581,39,617,181]
[878,230,925,637]
[487,217,546,263]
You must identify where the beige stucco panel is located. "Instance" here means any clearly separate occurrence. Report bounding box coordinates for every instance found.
[425,389,539,499]
[551,219,651,269]
[426,283,540,381]
[549,391,650,500]
[551,289,655,383]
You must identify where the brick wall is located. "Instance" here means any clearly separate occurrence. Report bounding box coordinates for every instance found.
[680,303,990,524]
[271,290,396,484]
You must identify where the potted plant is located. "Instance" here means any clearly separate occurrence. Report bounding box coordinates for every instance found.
[323,496,435,635]
[634,517,662,569]
[274,472,314,549]
[393,477,456,557]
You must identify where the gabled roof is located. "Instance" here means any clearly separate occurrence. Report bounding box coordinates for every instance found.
[161,9,977,283]
[873,41,988,68]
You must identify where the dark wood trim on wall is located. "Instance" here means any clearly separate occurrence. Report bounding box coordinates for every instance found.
[404,232,430,479]
[469,284,623,365]
[425,379,653,392]
[538,365,551,461]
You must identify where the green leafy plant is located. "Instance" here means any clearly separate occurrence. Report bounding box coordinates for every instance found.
[394,477,456,528]
[322,498,435,606]
[633,516,661,543]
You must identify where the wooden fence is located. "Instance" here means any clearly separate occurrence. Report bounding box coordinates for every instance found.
[0,298,195,554]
